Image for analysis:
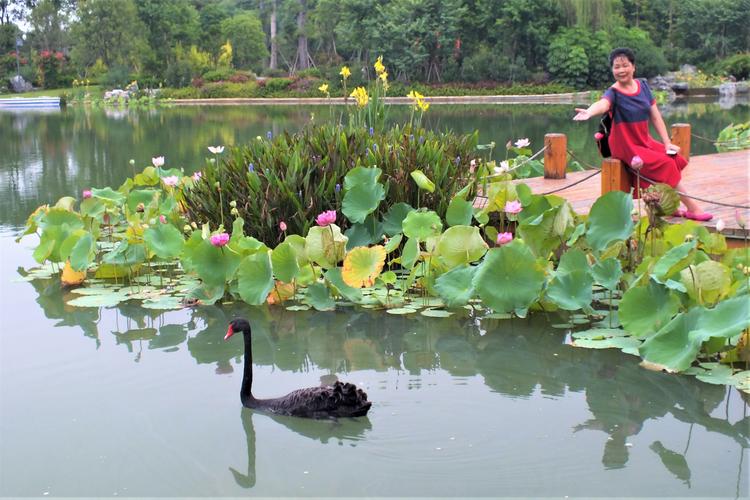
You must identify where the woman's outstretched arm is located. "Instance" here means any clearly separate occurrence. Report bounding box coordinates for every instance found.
[573,98,611,121]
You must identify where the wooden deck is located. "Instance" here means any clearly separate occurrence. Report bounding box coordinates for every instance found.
[505,149,750,240]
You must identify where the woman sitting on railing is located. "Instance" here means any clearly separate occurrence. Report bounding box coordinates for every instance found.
[573,47,712,221]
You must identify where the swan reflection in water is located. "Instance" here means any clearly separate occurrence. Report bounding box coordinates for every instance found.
[229,401,373,489]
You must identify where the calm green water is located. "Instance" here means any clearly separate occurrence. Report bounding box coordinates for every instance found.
[1,103,749,497]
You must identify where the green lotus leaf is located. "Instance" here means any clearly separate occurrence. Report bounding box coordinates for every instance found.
[324,267,363,303]
[186,238,241,288]
[570,328,641,354]
[80,198,105,219]
[343,166,382,190]
[680,260,731,304]
[547,272,593,311]
[379,271,397,285]
[284,234,309,266]
[91,186,126,204]
[133,166,160,186]
[639,294,750,372]
[67,292,128,308]
[434,264,477,307]
[402,209,442,240]
[384,233,403,254]
[305,224,347,268]
[400,236,419,269]
[237,252,274,305]
[517,206,563,258]
[446,197,474,227]
[566,223,586,246]
[473,240,546,315]
[652,241,696,284]
[127,189,159,212]
[410,169,435,192]
[94,263,137,279]
[420,308,454,318]
[591,257,622,291]
[435,226,488,268]
[619,281,680,338]
[103,241,147,266]
[144,223,184,260]
[39,207,84,230]
[271,241,299,283]
[303,282,336,311]
[484,180,518,214]
[345,217,384,250]
[382,203,414,236]
[585,191,634,253]
[69,232,96,271]
[184,283,225,305]
[342,182,386,224]
[386,307,418,315]
[342,245,386,288]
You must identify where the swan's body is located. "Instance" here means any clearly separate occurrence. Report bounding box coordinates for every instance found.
[225,318,371,418]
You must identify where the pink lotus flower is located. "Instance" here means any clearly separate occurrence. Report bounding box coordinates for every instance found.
[279,221,287,232]
[514,138,530,148]
[82,189,92,199]
[594,132,604,140]
[496,232,513,245]
[210,233,230,247]
[504,200,522,214]
[159,215,167,224]
[152,156,165,167]
[162,175,179,187]
[208,146,225,154]
[192,171,202,181]
[316,210,337,227]
[469,159,477,173]
[631,155,644,168]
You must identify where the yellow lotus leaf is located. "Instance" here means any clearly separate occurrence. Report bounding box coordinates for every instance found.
[267,281,296,305]
[342,245,386,288]
[61,260,86,287]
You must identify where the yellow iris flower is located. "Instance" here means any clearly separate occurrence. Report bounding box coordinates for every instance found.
[340,66,351,80]
[350,87,369,108]
[318,83,329,95]
[374,56,385,75]
[407,90,428,112]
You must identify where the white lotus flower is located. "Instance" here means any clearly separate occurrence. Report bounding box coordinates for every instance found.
[208,146,225,154]
[514,138,530,148]
[716,219,725,232]
[151,156,165,167]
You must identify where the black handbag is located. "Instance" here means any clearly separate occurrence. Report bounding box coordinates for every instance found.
[595,87,617,158]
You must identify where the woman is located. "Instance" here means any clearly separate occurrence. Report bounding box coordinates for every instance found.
[573,47,712,221]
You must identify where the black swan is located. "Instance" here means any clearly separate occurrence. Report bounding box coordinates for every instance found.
[224,318,372,418]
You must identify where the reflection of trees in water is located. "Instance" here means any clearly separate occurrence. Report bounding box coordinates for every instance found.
[229,407,372,489]
[23,278,749,481]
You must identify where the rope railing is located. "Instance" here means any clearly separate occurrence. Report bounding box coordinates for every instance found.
[690,132,747,146]
[628,168,750,209]
[541,170,601,195]
[482,145,547,180]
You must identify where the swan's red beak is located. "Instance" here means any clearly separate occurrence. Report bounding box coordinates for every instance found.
[224,325,235,341]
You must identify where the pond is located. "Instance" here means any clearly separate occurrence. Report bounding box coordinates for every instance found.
[1,103,749,497]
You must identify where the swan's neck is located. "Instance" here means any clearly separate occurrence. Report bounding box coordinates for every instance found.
[241,331,256,405]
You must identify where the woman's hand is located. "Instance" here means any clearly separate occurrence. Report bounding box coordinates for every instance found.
[665,142,680,155]
[573,108,591,121]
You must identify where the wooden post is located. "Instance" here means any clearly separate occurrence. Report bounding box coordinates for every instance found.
[671,123,691,160]
[544,133,566,179]
[601,158,631,195]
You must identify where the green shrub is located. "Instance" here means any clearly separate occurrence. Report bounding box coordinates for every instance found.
[716,53,750,80]
[160,86,200,99]
[199,81,258,98]
[164,60,192,88]
[256,77,292,96]
[101,65,132,88]
[295,67,322,79]
[183,124,480,244]
[202,68,235,82]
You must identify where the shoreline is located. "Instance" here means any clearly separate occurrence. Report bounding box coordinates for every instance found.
[166,91,593,106]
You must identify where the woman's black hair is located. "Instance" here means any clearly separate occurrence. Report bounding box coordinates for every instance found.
[609,47,635,66]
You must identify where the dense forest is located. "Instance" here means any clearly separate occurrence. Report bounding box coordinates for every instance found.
[1,0,749,91]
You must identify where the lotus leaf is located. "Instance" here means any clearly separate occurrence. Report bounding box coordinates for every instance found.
[266,281,296,304]
[286,305,311,311]
[142,296,184,310]
[585,191,634,253]
[61,260,86,286]
[680,260,731,304]
[420,308,453,317]
[80,198,105,219]
[384,233,403,254]
[342,245,386,288]
[484,180,518,213]
[185,283,225,305]
[639,294,750,372]
[401,237,419,269]
[435,226,488,268]
[237,252,274,305]
[133,166,160,186]
[345,217,385,250]
[305,224,347,268]
[434,264,477,307]
[591,257,622,291]
[619,281,680,338]
[446,197,474,227]
[91,187,126,204]
[342,182,386,224]
[94,263,138,279]
[517,206,564,258]
[343,166,382,190]
[652,241,696,284]
[324,267,364,303]
[55,196,77,211]
[386,307,418,315]
[570,328,641,354]
[547,271,593,311]
[410,169,435,192]
[186,238,241,288]
[382,203,414,236]
[271,241,300,283]
[144,223,184,260]
[103,241,147,266]
[402,210,442,240]
[473,241,546,315]
[127,189,159,212]
[303,282,336,311]
[283,234,309,265]
[67,291,129,308]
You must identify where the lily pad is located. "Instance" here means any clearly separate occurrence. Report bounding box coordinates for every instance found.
[435,226,488,268]
[342,245,386,288]
[386,307,418,315]
[237,252,274,305]
[585,191,634,253]
[402,210,443,240]
[420,308,453,318]
[434,265,477,307]
[67,292,128,308]
[619,281,680,338]
[303,282,336,311]
[142,296,184,310]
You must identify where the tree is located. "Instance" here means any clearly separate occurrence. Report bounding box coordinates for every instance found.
[198,2,230,57]
[0,0,34,25]
[220,12,268,71]
[70,0,148,72]
[673,0,750,65]
[496,0,564,70]
[27,0,73,52]
[135,0,200,74]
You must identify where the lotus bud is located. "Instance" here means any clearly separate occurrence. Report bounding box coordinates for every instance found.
[230,207,239,216]
[594,132,604,140]
[715,219,725,232]
[214,181,220,189]
[159,215,167,224]
[136,203,145,213]
[230,200,237,208]
[191,222,198,229]
[129,159,135,165]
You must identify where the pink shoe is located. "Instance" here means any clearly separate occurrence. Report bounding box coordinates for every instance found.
[684,211,713,222]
